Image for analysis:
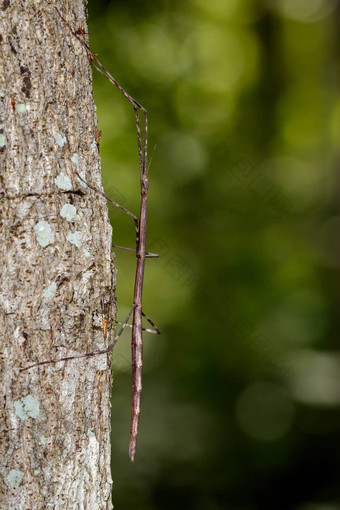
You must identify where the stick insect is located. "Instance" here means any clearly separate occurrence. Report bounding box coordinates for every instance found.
[21,5,160,462]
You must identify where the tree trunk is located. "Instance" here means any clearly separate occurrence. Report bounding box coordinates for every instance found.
[0,1,115,508]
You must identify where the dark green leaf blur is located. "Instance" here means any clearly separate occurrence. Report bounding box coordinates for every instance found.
[88,0,340,508]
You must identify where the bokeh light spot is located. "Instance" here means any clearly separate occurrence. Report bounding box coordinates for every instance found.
[288,350,340,406]
[192,0,259,23]
[276,0,336,23]
[160,131,208,182]
[235,382,294,441]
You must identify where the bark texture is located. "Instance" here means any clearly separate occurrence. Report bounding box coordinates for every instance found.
[0,1,115,508]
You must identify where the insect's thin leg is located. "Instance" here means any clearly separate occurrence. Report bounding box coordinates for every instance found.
[106,305,135,351]
[54,7,145,112]
[116,321,159,335]
[133,107,148,179]
[20,306,135,372]
[112,244,159,258]
[134,108,144,179]
[90,63,149,185]
[142,312,161,335]
[91,62,141,110]
[143,111,148,175]
[76,171,139,235]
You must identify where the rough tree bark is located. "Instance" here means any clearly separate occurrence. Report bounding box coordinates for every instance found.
[0,1,115,508]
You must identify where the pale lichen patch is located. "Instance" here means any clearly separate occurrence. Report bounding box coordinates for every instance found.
[55,172,72,191]
[0,134,7,147]
[71,153,80,166]
[67,231,82,248]
[43,282,57,298]
[33,469,41,476]
[77,171,87,188]
[55,133,67,147]
[8,469,23,489]
[87,428,95,438]
[34,221,53,247]
[40,436,46,446]
[90,137,97,149]
[14,395,40,420]
[60,204,77,221]
[15,103,28,114]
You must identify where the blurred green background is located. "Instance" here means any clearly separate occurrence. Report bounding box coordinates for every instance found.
[87,0,340,508]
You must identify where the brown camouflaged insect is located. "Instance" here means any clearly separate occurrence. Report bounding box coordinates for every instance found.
[21,5,161,463]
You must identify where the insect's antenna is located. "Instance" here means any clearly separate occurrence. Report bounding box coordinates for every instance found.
[147,144,157,175]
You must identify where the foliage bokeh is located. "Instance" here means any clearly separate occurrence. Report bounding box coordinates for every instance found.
[87,0,340,508]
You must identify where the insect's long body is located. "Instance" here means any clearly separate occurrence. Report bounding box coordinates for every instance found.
[20,5,160,463]
[130,173,149,461]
